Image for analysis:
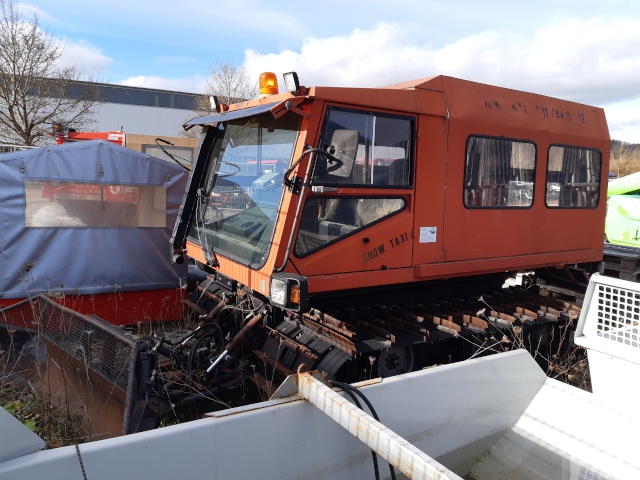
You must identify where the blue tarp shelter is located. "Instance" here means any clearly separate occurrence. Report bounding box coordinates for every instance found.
[0,141,188,300]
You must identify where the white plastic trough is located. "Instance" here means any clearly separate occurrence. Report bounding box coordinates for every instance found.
[1,275,638,479]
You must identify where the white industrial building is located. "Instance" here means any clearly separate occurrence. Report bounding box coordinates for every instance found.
[91,83,203,137]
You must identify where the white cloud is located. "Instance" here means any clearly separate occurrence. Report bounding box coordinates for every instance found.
[58,39,112,71]
[118,75,206,93]
[17,2,56,23]
[244,18,640,141]
[605,98,640,143]
[10,5,112,73]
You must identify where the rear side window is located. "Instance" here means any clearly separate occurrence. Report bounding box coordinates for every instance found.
[464,136,536,208]
[312,108,413,187]
[546,146,602,208]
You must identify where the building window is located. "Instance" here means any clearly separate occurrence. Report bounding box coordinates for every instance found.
[312,108,413,187]
[546,146,602,208]
[25,180,166,227]
[294,197,405,256]
[464,136,536,208]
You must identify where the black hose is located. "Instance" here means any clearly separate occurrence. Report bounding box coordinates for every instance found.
[339,382,397,480]
[161,301,254,348]
[331,381,380,480]
[156,328,203,346]
[187,323,226,381]
[155,344,187,364]
[177,385,222,407]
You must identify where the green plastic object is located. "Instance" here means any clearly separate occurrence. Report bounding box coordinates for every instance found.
[608,170,640,196]
[606,171,640,247]
[606,195,640,246]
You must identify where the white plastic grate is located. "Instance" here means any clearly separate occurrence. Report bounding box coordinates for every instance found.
[578,466,610,480]
[595,284,640,348]
[575,274,640,402]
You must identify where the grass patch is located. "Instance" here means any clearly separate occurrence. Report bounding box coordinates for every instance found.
[0,381,88,448]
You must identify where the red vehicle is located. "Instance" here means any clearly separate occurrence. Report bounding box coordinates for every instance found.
[41,181,139,204]
[51,122,125,146]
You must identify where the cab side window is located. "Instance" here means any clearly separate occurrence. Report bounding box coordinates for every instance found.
[312,108,413,187]
[294,197,406,256]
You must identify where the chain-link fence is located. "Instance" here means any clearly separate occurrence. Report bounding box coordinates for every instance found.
[0,144,39,154]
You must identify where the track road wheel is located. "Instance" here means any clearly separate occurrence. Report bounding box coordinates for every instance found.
[378,347,415,378]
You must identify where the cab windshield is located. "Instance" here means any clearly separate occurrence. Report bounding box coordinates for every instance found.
[189,113,300,267]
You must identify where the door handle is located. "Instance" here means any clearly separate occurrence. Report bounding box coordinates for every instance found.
[311,186,339,193]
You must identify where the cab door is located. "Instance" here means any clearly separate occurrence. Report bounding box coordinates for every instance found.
[290,105,416,276]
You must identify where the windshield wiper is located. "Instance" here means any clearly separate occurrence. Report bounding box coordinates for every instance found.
[219,161,242,178]
[155,138,190,171]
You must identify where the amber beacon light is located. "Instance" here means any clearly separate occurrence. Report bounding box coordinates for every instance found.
[259,72,279,95]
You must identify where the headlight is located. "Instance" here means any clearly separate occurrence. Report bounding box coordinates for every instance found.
[269,273,309,312]
[283,72,300,95]
[270,278,287,306]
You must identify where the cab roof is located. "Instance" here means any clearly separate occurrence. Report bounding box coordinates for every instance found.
[184,75,610,146]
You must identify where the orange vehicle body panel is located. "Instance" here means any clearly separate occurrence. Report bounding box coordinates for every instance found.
[185,75,610,297]
[410,112,448,266]
[430,76,609,264]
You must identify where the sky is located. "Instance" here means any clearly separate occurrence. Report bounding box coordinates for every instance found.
[19,0,640,142]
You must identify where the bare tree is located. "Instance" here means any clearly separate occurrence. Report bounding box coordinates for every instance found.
[181,60,258,137]
[610,140,640,178]
[203,59,257,106]
[0,0,104,146]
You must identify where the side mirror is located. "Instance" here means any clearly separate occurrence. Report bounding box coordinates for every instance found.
[326,130,358,178]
